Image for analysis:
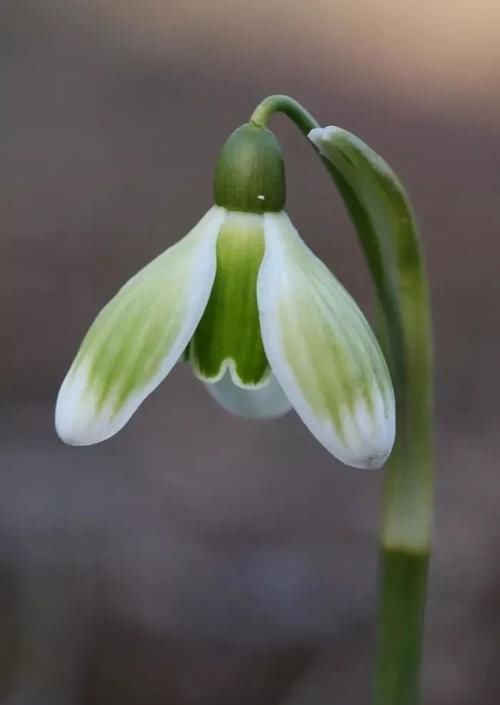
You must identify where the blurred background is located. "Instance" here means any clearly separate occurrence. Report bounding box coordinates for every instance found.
[1,1,500,703]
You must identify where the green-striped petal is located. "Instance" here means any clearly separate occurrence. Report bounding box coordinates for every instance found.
[55,206,225,445]
[205,371,292,418]
[257,212,395,469]
[190,211,270,387]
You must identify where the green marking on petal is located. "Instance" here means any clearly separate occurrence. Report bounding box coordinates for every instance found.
[278,285,383,438]
[278,227,391,432]
[77,230,207,413]
[56,206,223,447]
[94,303,175,414]
[258,211,395,468]
[190,211,269,386]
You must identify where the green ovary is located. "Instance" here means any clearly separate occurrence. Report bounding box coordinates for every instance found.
[190,213,269,386]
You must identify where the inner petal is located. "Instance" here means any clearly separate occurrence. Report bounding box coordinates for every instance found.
[205,370,292,419]
[190,212,270,387]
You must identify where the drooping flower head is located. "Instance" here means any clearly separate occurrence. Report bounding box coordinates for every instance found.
[56,122,395,468]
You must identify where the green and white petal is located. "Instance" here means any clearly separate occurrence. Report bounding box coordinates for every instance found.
[257,212,395,469]
[190,211,270,388]
[205,371,292,419]
[55,206,226,446]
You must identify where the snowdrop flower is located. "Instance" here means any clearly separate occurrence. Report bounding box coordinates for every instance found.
[56,124,395,468]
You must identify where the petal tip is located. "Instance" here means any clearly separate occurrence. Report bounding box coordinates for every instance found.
[338,395,395,469]
[54,370,102,446]
[344,446,392,470]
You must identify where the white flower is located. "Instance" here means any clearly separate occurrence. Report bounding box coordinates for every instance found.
[55,124,395,468]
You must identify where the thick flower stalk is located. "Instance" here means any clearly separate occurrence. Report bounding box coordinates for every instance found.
[56,123,395,469]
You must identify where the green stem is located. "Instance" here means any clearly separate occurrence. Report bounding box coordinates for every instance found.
[250,95,434,705]
[374,550,429,704]
[249,94,320,133]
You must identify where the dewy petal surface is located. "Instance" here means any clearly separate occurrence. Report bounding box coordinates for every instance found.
[55,206,225,445]
[257,212,395,469]
[205,370,292,419]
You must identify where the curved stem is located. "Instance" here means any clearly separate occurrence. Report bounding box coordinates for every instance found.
[249,94,319,134]
[250,96,434,705]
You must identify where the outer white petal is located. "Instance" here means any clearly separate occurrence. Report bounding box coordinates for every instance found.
[55,206,226,445]
[205,370,292,419]
[257,212,395,469]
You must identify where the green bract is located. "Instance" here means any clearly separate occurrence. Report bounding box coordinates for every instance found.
[56,122,395,468]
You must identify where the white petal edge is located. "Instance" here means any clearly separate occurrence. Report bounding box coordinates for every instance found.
[204,370,292,419]
[257,211,395,469]
[55,206,226,445]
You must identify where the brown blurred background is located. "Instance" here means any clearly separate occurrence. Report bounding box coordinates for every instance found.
[1,1,500,703]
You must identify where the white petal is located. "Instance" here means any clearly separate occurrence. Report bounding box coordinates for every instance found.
[55,206,226,445]
[257,212,395,469]
[204,369,292,419]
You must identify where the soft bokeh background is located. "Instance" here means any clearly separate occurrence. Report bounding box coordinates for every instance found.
[2,1,500,703]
